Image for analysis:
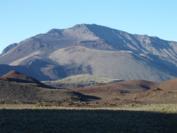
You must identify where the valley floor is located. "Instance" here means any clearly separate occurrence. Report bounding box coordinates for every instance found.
[0,104,177,133]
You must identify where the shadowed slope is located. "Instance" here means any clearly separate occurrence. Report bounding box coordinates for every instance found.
[1,70,40,83]
[0,70,51,88]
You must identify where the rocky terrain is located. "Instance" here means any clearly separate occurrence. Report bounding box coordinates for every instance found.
[0,24,177,81]
[0,71,99,104]
[0,70,177,105]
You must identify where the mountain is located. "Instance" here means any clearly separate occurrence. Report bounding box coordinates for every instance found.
[0,24,177,81]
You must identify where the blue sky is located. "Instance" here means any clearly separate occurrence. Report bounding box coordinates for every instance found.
[0,0,177,53]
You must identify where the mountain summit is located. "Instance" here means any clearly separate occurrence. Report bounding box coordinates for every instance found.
[0,24,177,81]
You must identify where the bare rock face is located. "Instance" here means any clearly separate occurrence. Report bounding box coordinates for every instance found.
[0,24,177,81]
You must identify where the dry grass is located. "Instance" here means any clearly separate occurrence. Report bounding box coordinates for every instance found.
[0,104,177,113]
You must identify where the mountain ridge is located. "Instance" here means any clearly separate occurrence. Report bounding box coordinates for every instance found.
[0,24,177,81]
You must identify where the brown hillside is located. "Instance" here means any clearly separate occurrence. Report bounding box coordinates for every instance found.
[0,70,40,83]
[71,80,157,105]
[136,78,177,104]
[0,80,100,104]
[0,71,100,104]
[158,78,177,90]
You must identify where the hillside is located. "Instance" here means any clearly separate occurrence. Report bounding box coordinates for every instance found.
[71,80,157,105]
[44,74,121,88]
[0,24,177,81]
[0,71,100,104]
[136,78,177,103]
[1,70,177,105]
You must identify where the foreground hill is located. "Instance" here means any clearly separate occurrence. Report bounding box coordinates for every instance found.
[1,70,177,105]
[1,70,40,83]
[0,24,177,81]
[71,80,157,105]
[158,78,177,90]
[69,78,177,105]
[0,71,99,104]
[138,78,177,103]
[44,74,121,88]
